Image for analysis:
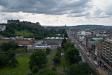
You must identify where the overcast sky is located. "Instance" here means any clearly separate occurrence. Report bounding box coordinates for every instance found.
[0,0,112,26]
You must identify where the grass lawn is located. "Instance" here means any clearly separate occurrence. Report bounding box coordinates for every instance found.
[15,30,33,37]
[0,54,30,75]
[46,49,67,75]
[46,49,57,69]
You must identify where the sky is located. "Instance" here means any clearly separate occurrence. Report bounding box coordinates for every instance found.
[0,0,112,26]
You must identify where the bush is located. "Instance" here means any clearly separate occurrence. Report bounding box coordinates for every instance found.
[38,69,58,75]
[53,55,61,66]
[53,48,61,66]
[46,48,51,55]
[68,63,92,75]
[65,47,81,64]
[0,42,18,68]
[29,50,47,73]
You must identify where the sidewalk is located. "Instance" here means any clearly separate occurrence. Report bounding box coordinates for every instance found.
[97,68,108,75]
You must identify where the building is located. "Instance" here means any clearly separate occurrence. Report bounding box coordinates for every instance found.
[27,37,64,50]
[44,37,64,48]
[27,40,51,50]
[0,25,6,31]
[86,37,103,66]
[15,39,34,47]
[77,31,92,41]
[70,28,112,75]
[7,20,20,24]
[97,38,112,75]
[77,31,92,46]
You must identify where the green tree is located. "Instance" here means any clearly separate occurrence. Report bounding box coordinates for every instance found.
[8,52,18,67]
[29,50,47,73]
[63,41,74,51]
[53,48,61,66]
[65,47,81,64]
[46,48,51,55]
[53,55,61,66]
[0,41,18,52]
[38,69,59,75]
[68,63,92,75]
[0,53,9,67]
[61,38,67,48]
[0,42,18,67]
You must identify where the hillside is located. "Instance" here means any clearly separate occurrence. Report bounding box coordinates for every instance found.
[0,20,66,39]
[0,20,44,39]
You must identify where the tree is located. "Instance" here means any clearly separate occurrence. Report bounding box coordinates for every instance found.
[61,38,67,48]
[65,47,81,64]
[53,55,61,66]
[8,52,18,67]
[0,42,18,67]
[46,48,51,55]
[29,50,47,73]
[0,53,9,67]
[61,41,81,64]
[38,69,59,75]
[64,29,68,38]
[62,41,74,51]
[68,63,93,75]
[53,48,61,66]
[0,41,18,52]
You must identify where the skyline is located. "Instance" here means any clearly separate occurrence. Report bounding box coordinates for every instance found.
[0,0,112,26]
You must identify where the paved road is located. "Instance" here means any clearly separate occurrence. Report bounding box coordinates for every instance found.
[67,30,100,75]
[67,30,112,75]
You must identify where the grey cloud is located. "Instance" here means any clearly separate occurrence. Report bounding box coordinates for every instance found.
[0,0,90,17]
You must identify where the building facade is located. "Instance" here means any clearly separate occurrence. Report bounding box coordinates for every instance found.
[97,39,112,75]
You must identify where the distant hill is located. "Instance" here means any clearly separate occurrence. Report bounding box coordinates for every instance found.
[70,25,112,31]
[0,20,45,39]
[0,20,66,39]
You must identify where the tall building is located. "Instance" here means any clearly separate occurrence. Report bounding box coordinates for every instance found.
[98,39,112,75]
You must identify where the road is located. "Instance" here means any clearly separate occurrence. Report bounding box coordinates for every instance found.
[67,30,100,75]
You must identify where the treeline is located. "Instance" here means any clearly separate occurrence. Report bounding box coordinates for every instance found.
[0,39,95,75]
[61,39,95,75]
[0,22,66,39]
[0,22,45,39]
[44,26,67,37]
[28,48,62,75]
[28,39,95,75]
[0,42,18,67]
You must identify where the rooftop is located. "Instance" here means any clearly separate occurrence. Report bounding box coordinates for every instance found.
[106,38,112,43]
